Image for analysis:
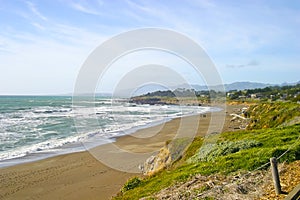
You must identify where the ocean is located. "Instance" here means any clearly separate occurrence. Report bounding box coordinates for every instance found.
[0,96,214,168]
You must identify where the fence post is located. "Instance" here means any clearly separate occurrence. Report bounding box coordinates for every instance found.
[270,157,281,195]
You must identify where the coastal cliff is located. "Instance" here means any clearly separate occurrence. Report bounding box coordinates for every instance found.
[115,102,300,200]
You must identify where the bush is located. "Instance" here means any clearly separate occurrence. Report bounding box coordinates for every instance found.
[189,139,262,163]
[272,145,300,163]
[122,177,142,192]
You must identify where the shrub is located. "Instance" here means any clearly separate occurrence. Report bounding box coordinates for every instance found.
[188,139,262,163]
[122,177,142,192]
[272,145,300,163]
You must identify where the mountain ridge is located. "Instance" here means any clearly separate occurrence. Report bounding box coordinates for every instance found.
[173,81,300,92]
[103,81,300,97]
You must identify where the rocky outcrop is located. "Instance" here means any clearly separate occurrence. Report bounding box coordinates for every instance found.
[139,145,172,176]
[140,138,191,176]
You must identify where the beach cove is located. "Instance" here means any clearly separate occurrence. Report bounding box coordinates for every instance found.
[0,104,241,200]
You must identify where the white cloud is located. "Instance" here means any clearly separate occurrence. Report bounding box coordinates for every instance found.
[125,0,154,14]
[26,1,48,21]
[0,0,299,94]
[0,17,109,94]
[226,60,260,68]
[187,0,216,9]
[124,0,173,25]
[0,33,90,94]
[31,22,45,30]
[69,1,101,15]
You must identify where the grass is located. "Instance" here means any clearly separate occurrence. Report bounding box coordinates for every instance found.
[188,139,262,162]
[114,124,300,199]
[114,102,300,199]
[122,177,142,192]
[246,102,300,129]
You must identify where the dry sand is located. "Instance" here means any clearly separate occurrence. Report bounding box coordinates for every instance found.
[0,104,242,200]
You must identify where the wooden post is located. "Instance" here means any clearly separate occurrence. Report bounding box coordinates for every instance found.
[285,183,300,200]
[270,157,281,195]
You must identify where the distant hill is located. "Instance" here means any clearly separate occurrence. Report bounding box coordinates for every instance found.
[223,82,273,91]
[175,81,300,92]
[175,82,273,92]
[92,81,299,97]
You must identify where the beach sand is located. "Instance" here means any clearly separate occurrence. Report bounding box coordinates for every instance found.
[0,104,243,200]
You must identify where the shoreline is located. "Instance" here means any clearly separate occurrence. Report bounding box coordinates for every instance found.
[0,105,216,169]
[0,104,242,200]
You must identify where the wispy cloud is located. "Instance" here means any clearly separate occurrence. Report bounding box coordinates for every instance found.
[187,0,216,9]
[26,1,48,21]
[31,22,45,30]
[125,0,153,14]
[0,42,11,54]
[69,1,101,15]
[124,0,171,23]
[5,3,107,46]
[48,23,108,46]
[0,0,299,94]
[0,26,107,94]
[226,60,260,68]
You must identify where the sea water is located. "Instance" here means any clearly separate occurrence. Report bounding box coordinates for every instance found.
[0,96,214,167]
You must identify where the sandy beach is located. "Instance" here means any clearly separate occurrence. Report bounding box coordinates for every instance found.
[0,104,241,200]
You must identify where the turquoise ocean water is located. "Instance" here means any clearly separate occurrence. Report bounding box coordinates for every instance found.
[0,96,213,167]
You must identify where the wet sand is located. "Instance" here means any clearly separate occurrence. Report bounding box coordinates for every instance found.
[0,104,241,200]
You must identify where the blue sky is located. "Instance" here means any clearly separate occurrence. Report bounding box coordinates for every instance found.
[0,0,299,95]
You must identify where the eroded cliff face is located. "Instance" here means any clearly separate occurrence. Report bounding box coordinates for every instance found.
[140,145,172,176]
[140,138,191,176]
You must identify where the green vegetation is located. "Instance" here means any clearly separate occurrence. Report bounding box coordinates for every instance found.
[131,83,300,105]
[246,102,300,129]
[115,126,300,199]
[228,83,300,102]
[122,177,142,192]
[188,139,262,163]
[114,101,300,200]
[130,88,225,105]
[168,137,192,162]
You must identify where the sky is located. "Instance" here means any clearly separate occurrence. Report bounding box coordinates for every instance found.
[0,0,299,95]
